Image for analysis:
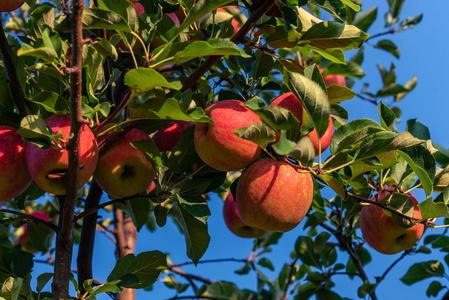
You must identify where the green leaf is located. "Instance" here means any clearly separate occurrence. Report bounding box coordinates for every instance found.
[118,198,152,232]
[329,118,383,155]
[397,145,436,196]
[299,22,369,51]
[170,195,211,265]
[107,251,167,289]
[313,232,331,254]
[27,222,53,252]
[125,68,181,94]
[233,123,276,148]
[131,139,163,171]
[374,39,399,58]
[295,236,321,268]
[17,45,57,62]
[395,76,418,102]
[378,102,398,132]
[406,119,430,140]
[318,173,346,199]
[29,91,60,113]
[426,281,444,297]
[271,130,296,156]
[288,136,316,166]
[376,83,409,97]
[401,261,444,285]
[418,197,449,219]
[91,282,122,296]
[92,38,118,60]
[352,6,378,32]
[283,71,329,137]
[324,61,365,79]
[0,277,23,300]
[327,85,357,104]
[82,7,132,32]
[36,273,53,295]
[258,258,274,271]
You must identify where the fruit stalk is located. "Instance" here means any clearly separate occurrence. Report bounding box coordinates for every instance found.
[52,0,85,298]
[0,15,30,117]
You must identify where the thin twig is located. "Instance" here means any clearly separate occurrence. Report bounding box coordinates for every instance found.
[0,208,57,231]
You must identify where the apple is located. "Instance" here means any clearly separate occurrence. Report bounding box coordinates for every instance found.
[0,0,24,12]
[359,188,425,255]
[14,210,51,253]
[194,100,263,172]
[94,129,155,198]
[236,158,314,232]
[223,193,267,238]
[323,74,346,87]
[130,0,144,15]
[269,92,303,124]
[152,121,194,152]
[0,126,32,202]
[26,114,99,195]
[306,114,334,156]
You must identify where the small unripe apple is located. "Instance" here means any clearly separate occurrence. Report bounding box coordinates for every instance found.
[359,188,425,255]
[194,100,263,172]
[94,129,155,198]
[306,115,333,156]
[14,210,51,253]
[236,159,314,232]
[0,126,32,202]
[0,0,24,12]
[223,193,267,238]
[26,114,99,195]
[152,121,194,152]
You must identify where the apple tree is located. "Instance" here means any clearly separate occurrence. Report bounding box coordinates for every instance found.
[0,0,448,299]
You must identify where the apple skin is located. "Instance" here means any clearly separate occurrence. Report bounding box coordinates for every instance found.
[236,159,314,232]
[26,114,99,195]
[0,0,24,12]
[306,115,334,156]
[152,121,194,152]
[194,100,263,172]
[359,188,425,255]
[14,210,51,253]
[269,92,303,124]
[223,193,267,238]
[323,74,346,87]
[0,126,32,202]
[94,129,155,198]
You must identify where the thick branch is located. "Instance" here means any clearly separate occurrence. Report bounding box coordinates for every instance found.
[178,0,276,94]
[0,15,30,117]
[52,0,85,298]
[77,180,103,294]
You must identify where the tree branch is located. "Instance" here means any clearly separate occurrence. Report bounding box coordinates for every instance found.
[77,180,103,294]
[282,257,299,299]
[167,266,213,285]
[52,0,85,298]
[0,208,57,231]
[0,15,30,117]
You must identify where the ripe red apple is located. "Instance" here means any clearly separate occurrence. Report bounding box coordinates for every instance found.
[194,100,263,172]
[323,74,346,87]
[359,188,425,255]
[0,0,24,12]
[14,210,51,253]
[223,193,267,238]
[26,114,99,195]
[306,114,334,156]
[129,0,144,15]
[269,92,303,123]
[0,126,32,202]
[152,121,194,152]
[94,129,155,198]
[236,158,314,232]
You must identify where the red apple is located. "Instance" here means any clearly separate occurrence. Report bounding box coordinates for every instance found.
[26,114,99,195]
[0,126,32,202]
[223,193,267,238]
[0,0,24,12]
[94,129,155,198]
[306,114,333,156]
[323,74,346,87]
[359,188,425,255]
[152,121,194,152]
[130,0,144,15]
[14,210,51,253]
[194,100,263,172]
[236,158,314,232]
[269,92,303,124]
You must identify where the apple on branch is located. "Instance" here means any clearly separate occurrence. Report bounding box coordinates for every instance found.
[0,126,32,202]
[26,114,99,195]
[94,129,155,198]
[223,192,266,238]
[236,158,314,232]
[152,121,194,152]
[359,188,425,255]
[0,0,24,12]
[194,100,263,172]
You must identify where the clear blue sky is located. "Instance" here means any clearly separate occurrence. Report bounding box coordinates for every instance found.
[31,1,449,299]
